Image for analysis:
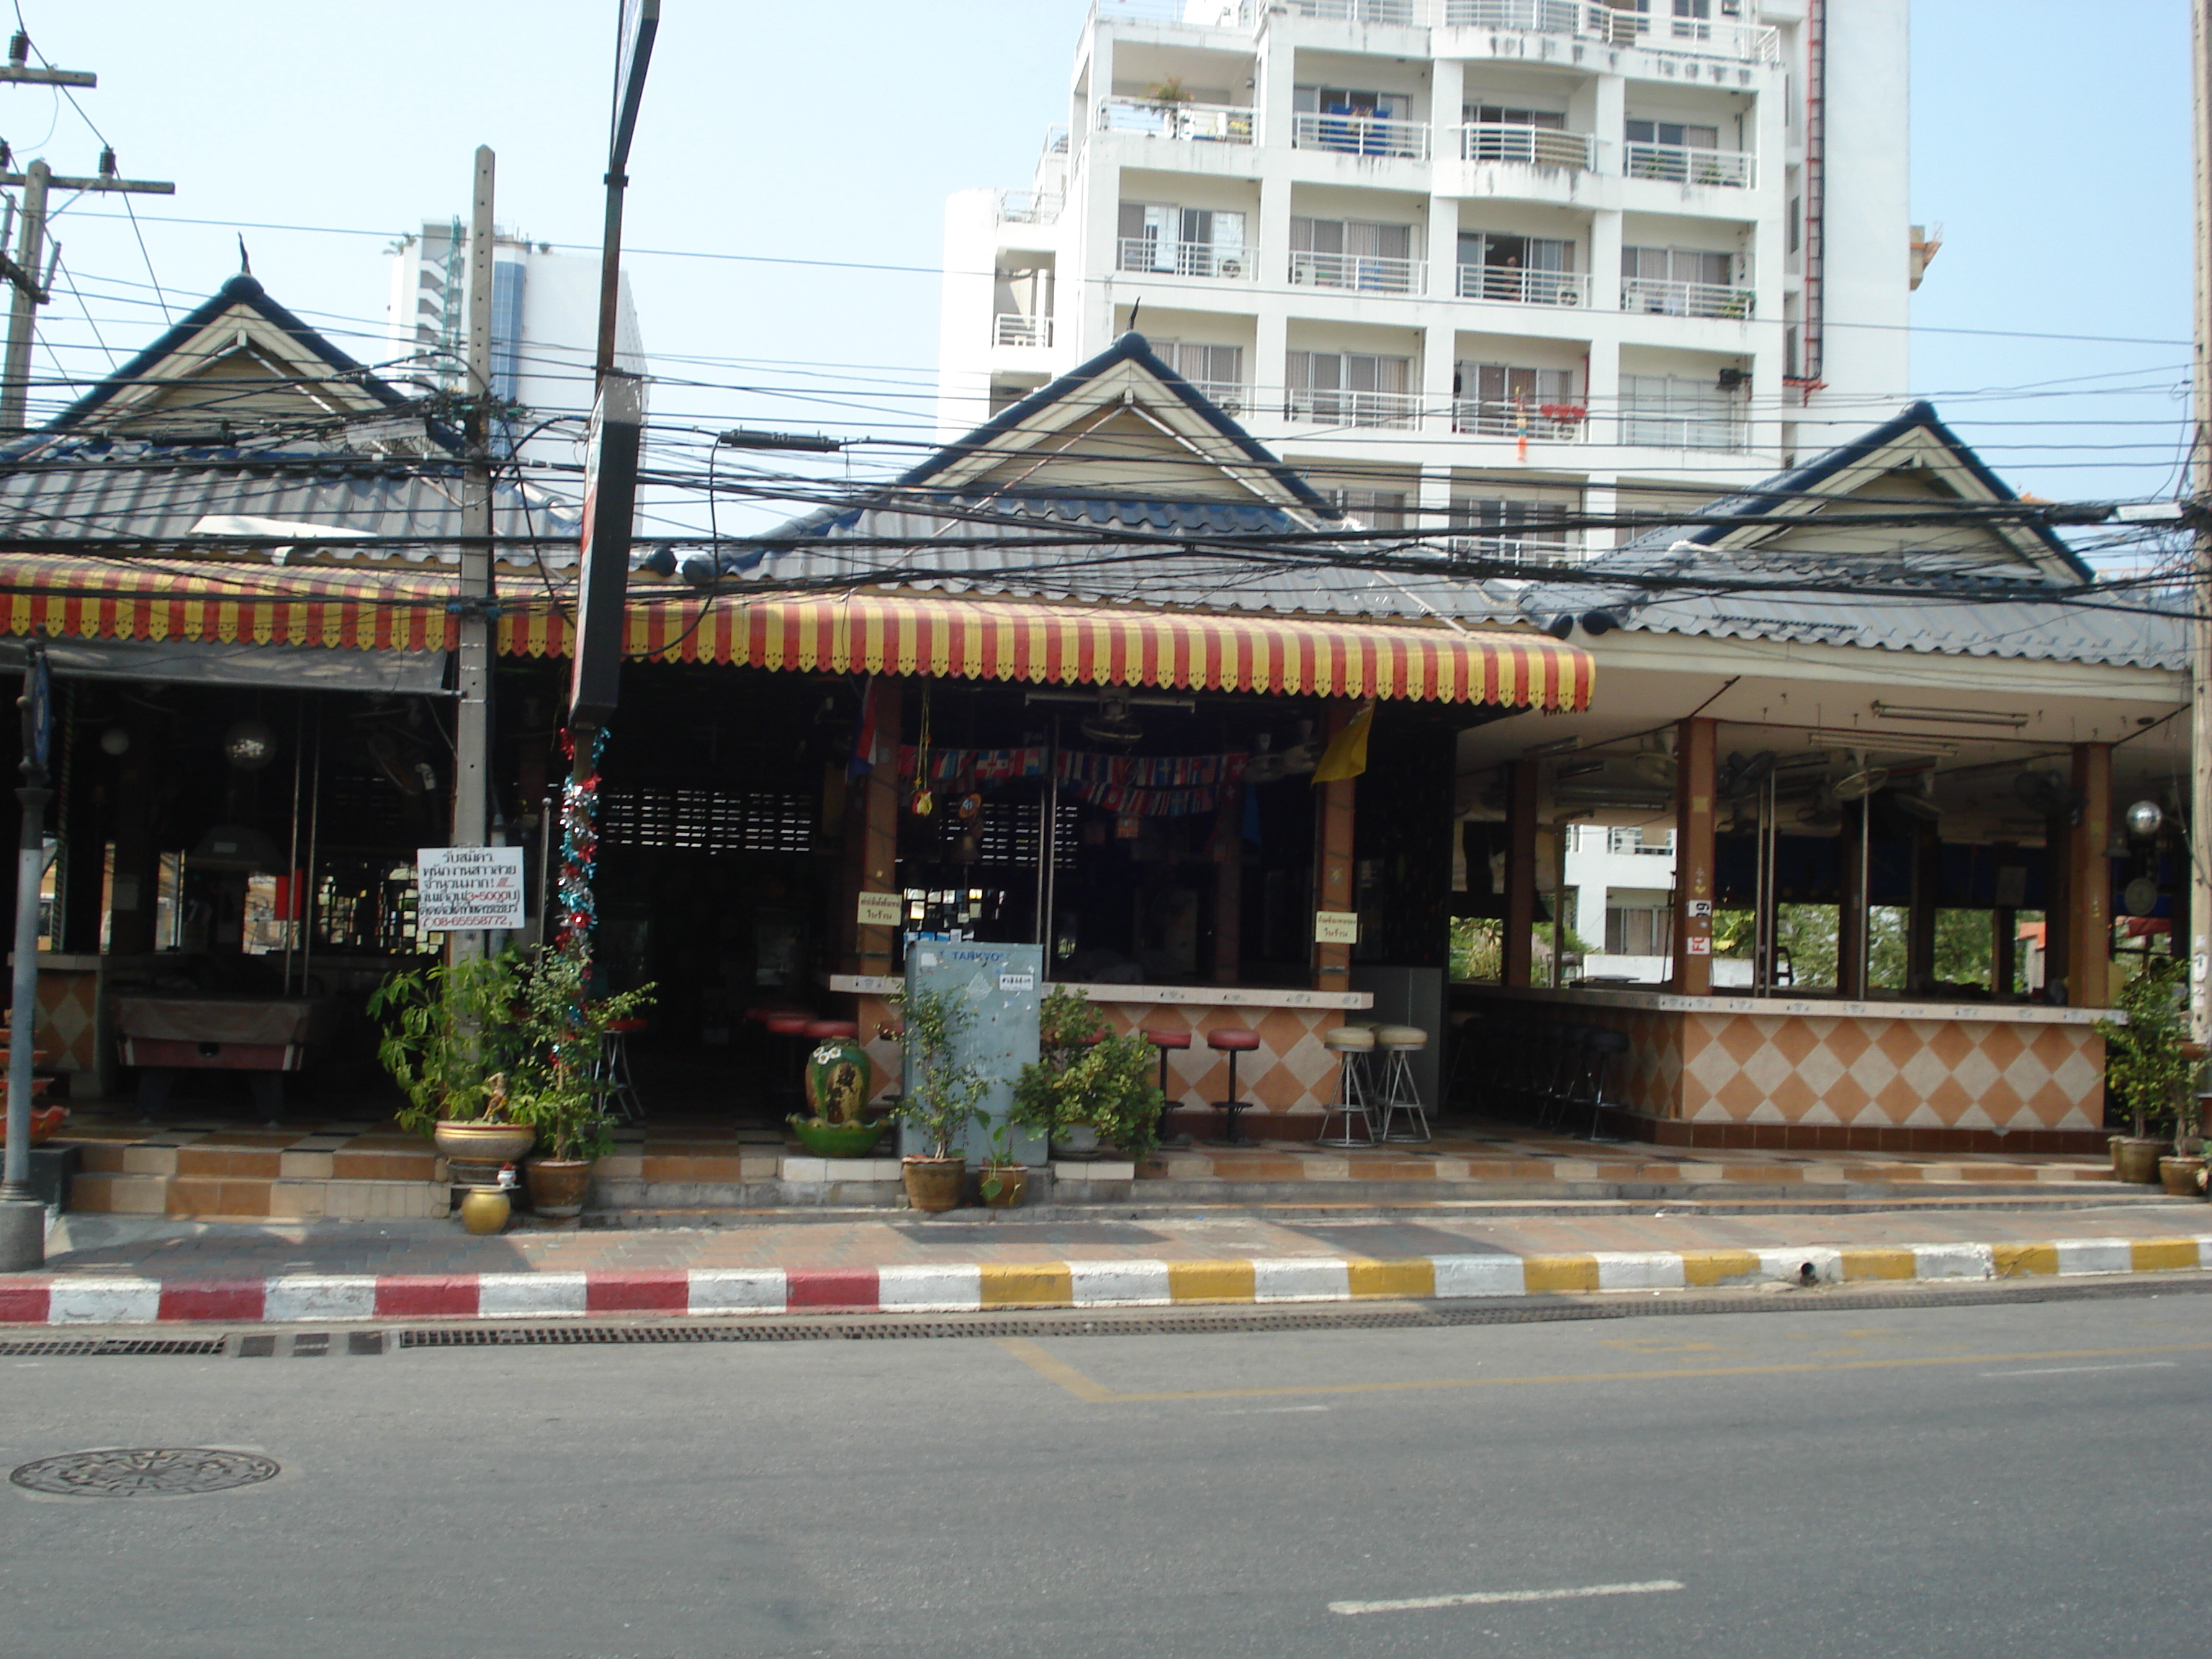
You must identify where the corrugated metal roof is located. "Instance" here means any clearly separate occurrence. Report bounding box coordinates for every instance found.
[0,436,580,570]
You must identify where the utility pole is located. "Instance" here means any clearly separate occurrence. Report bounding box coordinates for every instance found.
[449,145,495,966]
[0,643,49,1269]
[2193,0,2212,1055]
[0,32,175,431]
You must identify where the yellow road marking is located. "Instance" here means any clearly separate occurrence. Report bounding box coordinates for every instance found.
[995,1338,2212,1406]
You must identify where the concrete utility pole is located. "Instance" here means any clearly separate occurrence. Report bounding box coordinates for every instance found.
[0,644,50,1269]
[2193,0,2212,1052]
[449,145,496,966]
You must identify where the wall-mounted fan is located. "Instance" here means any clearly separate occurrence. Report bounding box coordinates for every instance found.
[1081,689,1143,745]
[1717,749,1778,799]
[2015,770,2082,817]
[1831,757,1889,802]
[1893,769,1942,822]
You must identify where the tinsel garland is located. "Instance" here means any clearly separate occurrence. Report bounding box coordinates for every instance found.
[554,724,608,959]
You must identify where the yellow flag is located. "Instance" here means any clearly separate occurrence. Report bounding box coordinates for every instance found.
[1311,701,1376,784]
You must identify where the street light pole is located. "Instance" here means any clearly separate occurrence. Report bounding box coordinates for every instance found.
[2192,0,2212,1053]
[0,643,51,1269]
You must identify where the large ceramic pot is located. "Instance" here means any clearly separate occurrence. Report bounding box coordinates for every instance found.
[525,1156,594,1219]
[2113,1137,2165,1186]
[788,1116,889,1159]
[902,1155,966,1213]
[979,1163,1028,1208]
[459,1187,511,1235]
[804,1037,873,1125]
[1051,1125,1102,1160]
[434,1120,536,1165]
[2158,1154,2207,1199]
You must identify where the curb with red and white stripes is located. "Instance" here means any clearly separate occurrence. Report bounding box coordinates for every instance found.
[3,1233,2209,1326]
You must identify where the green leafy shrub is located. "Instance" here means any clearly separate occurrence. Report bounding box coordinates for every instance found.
[1011,986,1164,1158]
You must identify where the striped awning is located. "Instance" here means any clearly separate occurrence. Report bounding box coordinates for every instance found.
[0,559,1593,711]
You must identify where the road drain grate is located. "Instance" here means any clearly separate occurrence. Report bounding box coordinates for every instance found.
[0,1337,226,1358]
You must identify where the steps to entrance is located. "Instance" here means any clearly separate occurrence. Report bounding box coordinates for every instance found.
[66,1122,446,1221]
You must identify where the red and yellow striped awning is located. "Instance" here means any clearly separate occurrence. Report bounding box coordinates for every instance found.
[0,559,1593,711]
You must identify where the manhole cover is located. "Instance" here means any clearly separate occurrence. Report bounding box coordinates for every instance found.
[10,1448,279,1498]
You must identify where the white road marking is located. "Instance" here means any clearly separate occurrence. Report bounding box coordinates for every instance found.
[1330,1580,1686,1617]
[1980,1361,2180,1378]
[1216,1404,1331,1416]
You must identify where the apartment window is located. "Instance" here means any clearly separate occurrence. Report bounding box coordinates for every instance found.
[1292,84,1422,158]
[1325,488,1410,531]
[1156,341,1246,413]
[1118,204,1249,279]
[1449,496,1573,568]
[1605,905,1671,957]
[488,259,526,403]
[1285,351,1416,428]
[1453,362,1579,438]
[1459,232,1579,305]
[1625,117,1750,186]
[1464,102,1565,130]
[1622,246,1747,317]
[1620,373,1747,451]
[1290,217,1420,293]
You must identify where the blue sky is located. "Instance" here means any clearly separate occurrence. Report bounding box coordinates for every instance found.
[11,0,2198,536]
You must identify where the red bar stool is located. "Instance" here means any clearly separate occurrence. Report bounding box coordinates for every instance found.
[1205,1027,1262,1146]
[764,1011,817,1109]
[1141,1026,1191,1142]
[595,1016,649,1123]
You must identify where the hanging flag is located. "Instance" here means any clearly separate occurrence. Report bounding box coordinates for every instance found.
[1311,701,1377,784]
[847,675,878,778]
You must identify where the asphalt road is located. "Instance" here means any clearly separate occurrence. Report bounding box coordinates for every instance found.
[1,1288,2207,1658]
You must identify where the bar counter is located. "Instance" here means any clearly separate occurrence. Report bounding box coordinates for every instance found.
[829,974,1372,1130]
[1460,984,2110,1154]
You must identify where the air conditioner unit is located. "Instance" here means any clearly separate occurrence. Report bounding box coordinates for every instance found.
[1217,256,1244,279]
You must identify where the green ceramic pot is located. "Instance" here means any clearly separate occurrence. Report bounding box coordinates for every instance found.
[788,1116,890,1159]
[804,1038,873,1125]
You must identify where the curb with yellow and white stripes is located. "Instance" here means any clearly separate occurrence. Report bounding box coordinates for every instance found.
[4,1233,2211,1325]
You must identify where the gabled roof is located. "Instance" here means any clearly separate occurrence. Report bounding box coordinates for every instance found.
[50,275,417,441]
[1511,403,2183,670]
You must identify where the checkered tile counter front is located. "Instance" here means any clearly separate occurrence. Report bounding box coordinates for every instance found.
[1482,991,2107,1135]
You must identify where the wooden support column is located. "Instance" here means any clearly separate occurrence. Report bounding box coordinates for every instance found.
[848,677,903,981]
[1503,757,1537,988]
[1212,786,1242,985]
[1905,819,1941,994]
[1312,704,1355,991]
[1670,716,1717,994]
[1838,799,1869,997]
[2067,741,2113,1007]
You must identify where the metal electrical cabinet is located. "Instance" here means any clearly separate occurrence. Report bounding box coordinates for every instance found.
[900,942,1046,1164]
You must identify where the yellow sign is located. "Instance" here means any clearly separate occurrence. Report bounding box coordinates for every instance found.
[1313,910,1360,945]
[855,891,903,927]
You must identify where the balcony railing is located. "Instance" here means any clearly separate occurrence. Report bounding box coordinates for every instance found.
[1186,379,1248,416]
[1447,533,1578,570]
[994,313,1053,348]
[1456,264,1589,307]
[1624,143,1757,189]
[1283,0,1783,62]
[1622,276,1755,320]
[1456,122,1598,171]
[1288,250,1426,295]
[1285,389,1421,429]
[1452,399,1588,441]
[1292,109,1431,161]
[1116,238,1255,280]
[1619,408,1749,451]
[1099,98,1256,144]
[1283,0,1426,23]
[999,190,1063,225]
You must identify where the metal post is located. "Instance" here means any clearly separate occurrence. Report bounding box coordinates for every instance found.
[1,645,50,1265]
[0,160,47,433]
[2191,0,2212,1052]
[450,145,496,967]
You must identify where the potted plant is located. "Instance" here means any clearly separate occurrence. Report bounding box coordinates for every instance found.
[505,950,654,1220]
[890,986,988,1212]
[369,950,537,1168]
[2095,958,2191,1187]
[979,1118,1029,1209]
[1012,986,1164,1161]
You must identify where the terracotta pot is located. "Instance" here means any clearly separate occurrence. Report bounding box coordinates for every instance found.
[2158,1154,2207,1199]
[459,1187,511,1236]
[525,1156,594,1218]
[2113,1137,2165,1186]
[902,1155,966,1213]
[434,1120,536,1165]
[979,1163,1028,1208]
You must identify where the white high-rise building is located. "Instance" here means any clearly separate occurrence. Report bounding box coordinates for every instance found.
[939,0,1918,559]
[385,221,645,473]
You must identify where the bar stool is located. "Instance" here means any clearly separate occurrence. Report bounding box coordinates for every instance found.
[1141,1027,1191,1142]
[1205,1027,1262,1146]
[1317,1024,1377,1146]
[764,1012,817,1108]
[1371,1024,1431,1143]
[595,1016,649,1122]
[1578,1026,1630,1141]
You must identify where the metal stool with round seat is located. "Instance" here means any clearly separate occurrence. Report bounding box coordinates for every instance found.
[1317,1023,1377,1146]
[1371,1025,1432,1143]
[1205,1027,1262,1146]
[1141,1027,1192,1143]
[594,1016,650,1123]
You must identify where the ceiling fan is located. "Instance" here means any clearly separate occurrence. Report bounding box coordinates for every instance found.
[1081,689,1143,745]
[1830,755,1889,802]
[2014,769,2082,817]
[1893,768,1943,822]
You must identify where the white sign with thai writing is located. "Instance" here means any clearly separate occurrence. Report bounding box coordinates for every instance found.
[415,846,526,932]
[855,891,903,927]
[1313,910,1361,945]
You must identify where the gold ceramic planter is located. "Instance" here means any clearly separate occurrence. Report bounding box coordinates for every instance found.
[433,1120,536,1165]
